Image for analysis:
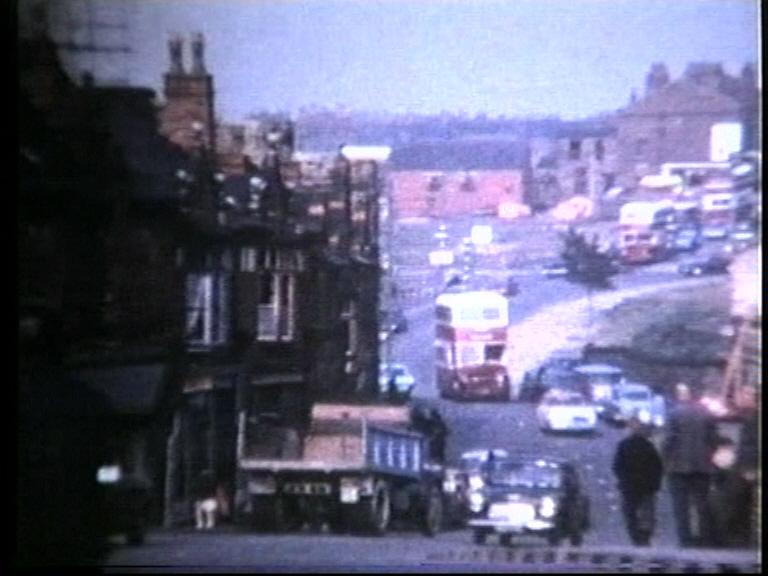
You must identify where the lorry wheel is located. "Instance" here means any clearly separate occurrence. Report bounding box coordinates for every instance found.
[569,528,584,546]
[547,530,562,546]
[362,481,391,535]
[251,496,279,532]
[422,487,443,537]
[472,528,488,545]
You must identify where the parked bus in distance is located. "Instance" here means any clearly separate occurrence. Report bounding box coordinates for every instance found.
[435,290,510,401]
[617,200,676,264]
[700,181,754,239]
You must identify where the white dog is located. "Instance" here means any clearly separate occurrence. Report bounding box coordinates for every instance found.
[195,497,218,530]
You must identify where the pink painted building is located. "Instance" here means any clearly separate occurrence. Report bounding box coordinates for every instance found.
[388,139,530,218]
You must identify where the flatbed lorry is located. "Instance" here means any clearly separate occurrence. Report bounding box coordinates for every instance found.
[236,404,448,535]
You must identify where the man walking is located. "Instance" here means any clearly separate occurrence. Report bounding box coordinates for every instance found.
[661,383,719,547]
[612,413,664,546]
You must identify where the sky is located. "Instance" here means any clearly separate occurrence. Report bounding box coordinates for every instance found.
[38,0,760,121]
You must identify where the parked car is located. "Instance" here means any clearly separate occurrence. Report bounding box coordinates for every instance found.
[701,225,731,240]
[519,352,582,402]
[541,261,569,278]
[378,363,416,397]
[95,463,152,545]
[599,382,666,427]
[677,254,731,277]
[467,456,590,546]
[673,227,702,252]
[726,222,758,252]
[571,363,624,411]
[536,389,598,434]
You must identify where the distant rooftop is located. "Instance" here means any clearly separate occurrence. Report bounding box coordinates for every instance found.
[390,139,529,171]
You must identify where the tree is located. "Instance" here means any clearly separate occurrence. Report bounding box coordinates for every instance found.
[560,227,619,341]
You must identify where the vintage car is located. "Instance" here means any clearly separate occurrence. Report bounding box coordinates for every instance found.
[443,449,510,526]
[378,363,416,397]
[572,363,624,411]
[467,456,590,546]
[599,382,666,427]
[95,463,152,545]
[536,390,598,434]
[519,352,582,402]
[678,254,731,277]
[673,227,702,252]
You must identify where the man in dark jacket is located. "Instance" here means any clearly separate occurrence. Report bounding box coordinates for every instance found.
[661,383,719,547]
[612,413,664,546]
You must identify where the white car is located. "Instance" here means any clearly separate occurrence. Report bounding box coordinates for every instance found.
[378,363,416,397]
[600,383,666,427]
[536,390,598,433]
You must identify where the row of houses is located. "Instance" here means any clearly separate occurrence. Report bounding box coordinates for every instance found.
[227,61,758,221]
[19,31,387,531]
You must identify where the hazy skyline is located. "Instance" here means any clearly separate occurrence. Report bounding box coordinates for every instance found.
[40,0,760,121]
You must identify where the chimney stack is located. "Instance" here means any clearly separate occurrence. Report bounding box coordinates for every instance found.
[191,32,206,75]
[168,34,184,74]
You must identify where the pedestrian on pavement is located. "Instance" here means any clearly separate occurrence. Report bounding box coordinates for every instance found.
[612,412,664,546]
[661,383,719,547]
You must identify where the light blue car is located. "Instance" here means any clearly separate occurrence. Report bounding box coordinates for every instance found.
[600,382,666,428]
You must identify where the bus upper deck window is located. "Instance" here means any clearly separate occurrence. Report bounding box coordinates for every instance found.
[482,308,500,321]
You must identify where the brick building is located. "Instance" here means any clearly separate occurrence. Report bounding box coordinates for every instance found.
[614,62,759,190]
[388,138,530,219]
[158,33,217,154]
[528,122,618,213]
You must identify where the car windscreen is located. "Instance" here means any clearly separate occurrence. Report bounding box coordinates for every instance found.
[487,461,562,489]
[621,390,650,401]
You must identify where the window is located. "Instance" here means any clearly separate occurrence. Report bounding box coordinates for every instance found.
[595,139,605,161]
[569,140,582,160]
[185,273,230,347]
[460,174,476,192]
[427,175,444,192]
[482,307,501,321]
[257,272,295,341]
[459,343,482,366]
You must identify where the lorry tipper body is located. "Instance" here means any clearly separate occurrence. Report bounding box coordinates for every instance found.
[237,404,448,535]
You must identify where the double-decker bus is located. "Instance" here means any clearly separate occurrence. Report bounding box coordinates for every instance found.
[700,181,754,239]
[617,200,676,264]
[435,290,510,401]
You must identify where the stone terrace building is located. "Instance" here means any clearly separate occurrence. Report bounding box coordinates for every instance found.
[388,138,530,219]
[528,121,618,213]
[614,62,759,190]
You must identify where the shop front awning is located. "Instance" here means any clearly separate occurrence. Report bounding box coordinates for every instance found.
[72,364,167,416]
[250,373,304,387]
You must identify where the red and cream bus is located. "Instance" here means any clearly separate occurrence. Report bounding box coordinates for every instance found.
[617,200,676,264]
[435,290,510,401]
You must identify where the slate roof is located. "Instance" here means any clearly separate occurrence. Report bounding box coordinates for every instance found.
[390,138,529,171]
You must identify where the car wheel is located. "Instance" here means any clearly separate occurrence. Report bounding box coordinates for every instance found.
[499,533,513,547]
[473,528,488,545]
[569,528,584,547]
